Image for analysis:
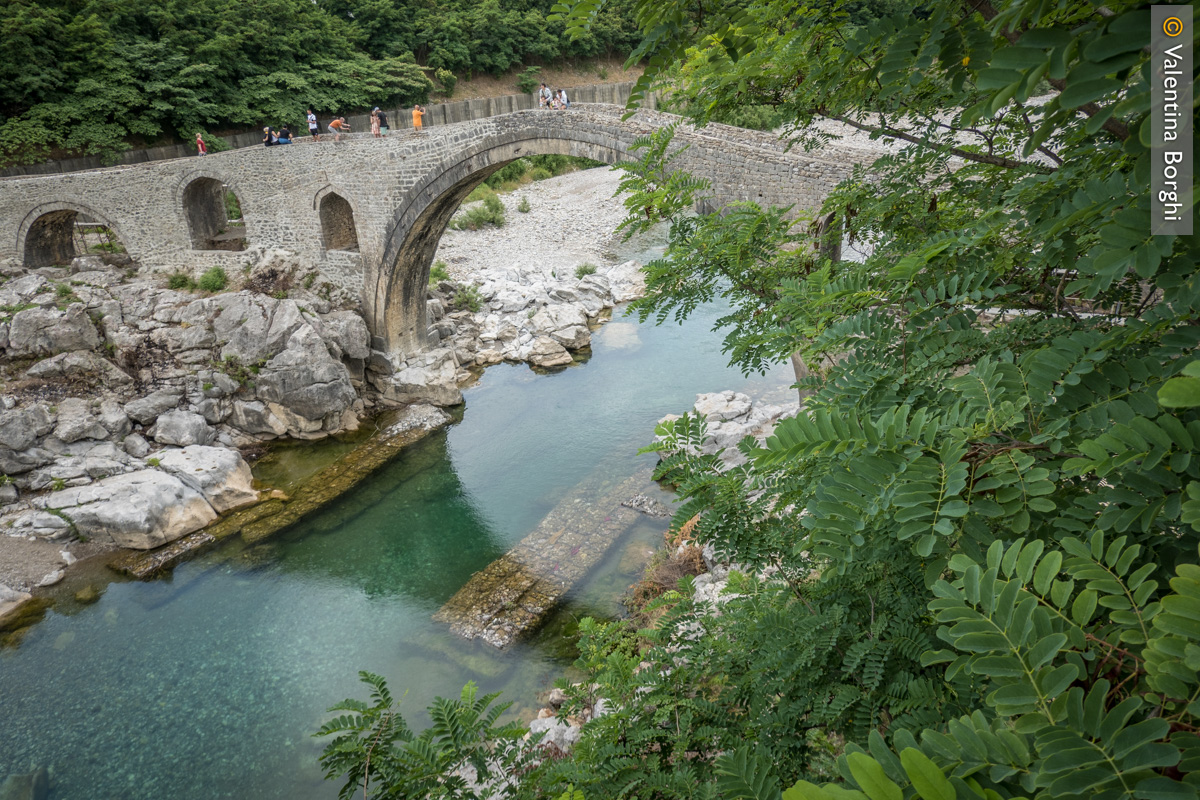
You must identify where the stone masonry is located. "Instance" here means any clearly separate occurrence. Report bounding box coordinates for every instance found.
[0,105,868,358]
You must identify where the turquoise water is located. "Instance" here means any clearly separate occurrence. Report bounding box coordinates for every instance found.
[0,299,790,799]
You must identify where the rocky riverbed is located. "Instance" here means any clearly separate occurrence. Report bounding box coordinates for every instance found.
[0,166,657,617]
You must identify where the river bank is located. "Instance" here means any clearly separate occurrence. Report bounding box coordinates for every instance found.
[0,166,660,623]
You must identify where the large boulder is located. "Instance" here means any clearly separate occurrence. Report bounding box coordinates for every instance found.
[527,336,574,368]
[528,716,582,751]
[254,326,356,426]
[212,294,306,363]
[694,391,753,422]
[530,304,590,350]
[124,388,183,425]
[32,470,217,549]
[228,400,288,437]
[318,310,371,360]
[154,445,257,513]
[0,405,55,451]
[52,398,109,444]
[6,304,100,358]
[384,352,463,406]
[25,350,133,387]
[153,410,213,446]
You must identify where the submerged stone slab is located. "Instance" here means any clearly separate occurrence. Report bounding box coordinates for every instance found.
[435,469,663,648]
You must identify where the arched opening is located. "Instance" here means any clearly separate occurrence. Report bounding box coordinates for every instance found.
[182,177,246,251]
[23,208,128,268]
[371,138,623,356]
[319,193,359,252]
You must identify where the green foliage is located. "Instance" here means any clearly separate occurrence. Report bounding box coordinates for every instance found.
[316,672,532,800]
[430,260,452,285]
[450,283,484,313]
[517,195,532,213]
[528,167,553,181]
[452,195,506,231]
[517,65,543,94]
[574,263,597,278]
[435,67,458,97]
[0,0,441,165]
[197,267,228,293]
[328,0,1200,798]
[167,272,195,291]
[224,192,242,222]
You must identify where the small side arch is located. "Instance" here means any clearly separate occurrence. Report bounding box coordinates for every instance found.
[313,187,360,252]
[177,171,248,251]
[17,202,129,268]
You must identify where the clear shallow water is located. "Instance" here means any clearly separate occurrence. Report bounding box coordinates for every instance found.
[0,298,790,799]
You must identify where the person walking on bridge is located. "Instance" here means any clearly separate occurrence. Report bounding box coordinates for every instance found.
[195,133,208,156]
[411,105,424,133]
[307,109,319,140]
[378,108,389,136]
[328,116,350,142]
[370,108,381,138]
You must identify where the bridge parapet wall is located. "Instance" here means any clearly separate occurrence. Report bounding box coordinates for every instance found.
[0,104,874,353]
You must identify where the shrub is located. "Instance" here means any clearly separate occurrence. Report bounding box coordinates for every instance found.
[197,267,227,293]
[484,160,527,189]
[167,272,194,290]
[574,262,597,279]
[516,65,541,94]
[224,192,242,221]
[429,260,451,285]
[451,194,505,231]
[434,67,457,97]
[450,282,483,312]
[464,184,497,204]
[528,166,552,181]
[517,195,531,213]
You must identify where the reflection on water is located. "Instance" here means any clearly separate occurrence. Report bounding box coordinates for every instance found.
[0,297,790,799]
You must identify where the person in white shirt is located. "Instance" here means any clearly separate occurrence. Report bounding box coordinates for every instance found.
[307,109,319,140]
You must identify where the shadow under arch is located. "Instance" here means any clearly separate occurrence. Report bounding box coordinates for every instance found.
[177,171,248,251]
[369,133,626,356]
[17,201,129,268]
[313,187,360,252]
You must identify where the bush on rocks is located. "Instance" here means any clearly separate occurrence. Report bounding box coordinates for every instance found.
[197,267,228,293]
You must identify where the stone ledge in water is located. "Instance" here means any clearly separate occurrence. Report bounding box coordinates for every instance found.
[435,469,661,648]
[110,404,451,579]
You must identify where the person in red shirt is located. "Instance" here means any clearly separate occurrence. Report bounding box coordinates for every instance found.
[196,133,208,156]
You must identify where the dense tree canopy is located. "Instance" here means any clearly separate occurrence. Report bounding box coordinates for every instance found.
[320,0,1200,797]
[0,0,638,166]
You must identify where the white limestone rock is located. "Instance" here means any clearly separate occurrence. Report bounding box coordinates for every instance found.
[228,400,288,437]
[25,350,133,387]
[153,410,214,447]
[528,716,582,751]
[33,469,217,549]
[5,304,100,358]
[125,388,183,425]
[53,398,109,444]
[154,445,257,513]
[0,405,55,451]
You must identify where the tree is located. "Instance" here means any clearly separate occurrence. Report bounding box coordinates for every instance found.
[318,0,1197,796]
[536,0,1199,797]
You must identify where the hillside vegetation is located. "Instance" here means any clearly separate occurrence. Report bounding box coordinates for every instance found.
[0,0,639,166]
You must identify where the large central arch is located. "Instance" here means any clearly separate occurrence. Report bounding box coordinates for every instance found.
[368,132,628,356]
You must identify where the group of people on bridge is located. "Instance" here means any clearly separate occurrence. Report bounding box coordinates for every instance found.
[194,104,429,155]
[538,83,570,110]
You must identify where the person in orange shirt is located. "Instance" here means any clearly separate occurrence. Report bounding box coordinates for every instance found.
[327,116,350,142]
[411,105,424,133]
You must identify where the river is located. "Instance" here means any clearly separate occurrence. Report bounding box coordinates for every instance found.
[0,288,790,799]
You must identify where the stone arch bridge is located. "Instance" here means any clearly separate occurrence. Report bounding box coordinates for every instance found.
[0,105,866,357]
